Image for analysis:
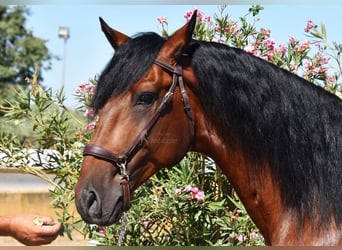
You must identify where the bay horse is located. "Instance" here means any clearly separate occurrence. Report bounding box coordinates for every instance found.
[74,11,342,245]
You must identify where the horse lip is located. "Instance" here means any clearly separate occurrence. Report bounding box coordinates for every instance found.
[105,199,124,225]
[80,202,121,226]
[96,198,124,226]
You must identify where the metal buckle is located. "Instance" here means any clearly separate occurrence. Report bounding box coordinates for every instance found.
[118,161,129,181]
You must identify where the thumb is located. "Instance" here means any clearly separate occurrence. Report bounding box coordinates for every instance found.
[36,216,57,226]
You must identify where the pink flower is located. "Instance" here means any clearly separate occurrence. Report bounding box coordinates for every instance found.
[249,231,259,240]
[236,234,246,242]
[79,81,87,89]
[157,16,167,25]
[260,28,270,38]
[315,51,323,61]
[84,108,94,117]
[195,9,205,22]
[276,44,287,54]
[299,40,311,51]
[230,22,238,34]
[265,51,274,61]
[327,76,336,84]
[184,8,205,22]
[190,187,198,199]
[98,226,106,235]
[213,37,221,43]
[263,39,275,50]
[252,50,262,58]
[223,21,238,34]
[223,27,230,33]
[142,221,149,228]
[303,60,313,69]
[312,67,321,74]
[85,84,94,92]
[86,122,96,131]
[204,15,211,23]
[244,43,255,54]
[183,185,192,192]
[195,190,205,202]
[304,19,316,32]
[289,36,298,46]
[319,66,328,73]
[191,187,199,194]
[175,188,182,195]
[184,10,193,21]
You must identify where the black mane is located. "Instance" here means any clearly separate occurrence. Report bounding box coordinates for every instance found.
[190,40,342,229]
[93,32,342,229]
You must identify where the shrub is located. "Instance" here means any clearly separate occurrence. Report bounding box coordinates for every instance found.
[0,5,340,246]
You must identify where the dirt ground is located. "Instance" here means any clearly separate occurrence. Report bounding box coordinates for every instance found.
[0,191,90,246]
[0,171,90,246]
[0,232,89,246]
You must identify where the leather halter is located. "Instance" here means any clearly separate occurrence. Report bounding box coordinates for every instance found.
[83,59,195,212]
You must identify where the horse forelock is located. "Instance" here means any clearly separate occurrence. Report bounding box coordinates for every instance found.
[91,32,166,113]
[189,40,342,229]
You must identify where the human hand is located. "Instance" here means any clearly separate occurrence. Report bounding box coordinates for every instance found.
[7,214,62,246]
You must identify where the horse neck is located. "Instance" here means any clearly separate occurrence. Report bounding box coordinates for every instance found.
[193,116,341,245]
[183,65,341,244]
[191,109,276,241]
[192,110,333,245]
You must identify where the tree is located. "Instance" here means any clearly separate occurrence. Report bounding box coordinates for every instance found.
[0,6,53,113]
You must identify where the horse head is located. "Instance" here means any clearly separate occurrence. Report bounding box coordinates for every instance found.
[75,12,200,226]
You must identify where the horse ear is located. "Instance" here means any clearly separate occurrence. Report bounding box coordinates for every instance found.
[99,17,130,50]
[158,10,197,62]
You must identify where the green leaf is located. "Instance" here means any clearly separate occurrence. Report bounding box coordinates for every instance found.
[33,217,43,227]
[208,200,226,211]
[248,5,264,16]
[194,210,202,221]
[321,22,327,40]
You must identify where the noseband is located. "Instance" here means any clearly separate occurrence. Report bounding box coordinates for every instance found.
[83,59,195,211]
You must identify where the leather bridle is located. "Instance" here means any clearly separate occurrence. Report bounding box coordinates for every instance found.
[83,59,195,211]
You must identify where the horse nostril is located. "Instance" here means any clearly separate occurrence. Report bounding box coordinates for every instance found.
[86,190,102,218]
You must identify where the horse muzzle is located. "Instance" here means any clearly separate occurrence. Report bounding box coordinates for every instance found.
[75,173,130,226]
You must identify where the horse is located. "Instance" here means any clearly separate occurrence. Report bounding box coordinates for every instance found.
[74,11,342,245]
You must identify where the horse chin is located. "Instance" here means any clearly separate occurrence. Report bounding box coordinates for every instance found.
[103,199,125,226]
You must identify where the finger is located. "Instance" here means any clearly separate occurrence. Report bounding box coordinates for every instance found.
[37,216,55,225]
[40,223,63,236]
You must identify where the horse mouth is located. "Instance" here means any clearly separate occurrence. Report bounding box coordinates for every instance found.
[97,201,124,226]
[81,200,124,226]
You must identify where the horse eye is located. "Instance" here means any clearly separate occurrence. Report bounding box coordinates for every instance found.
[136,92,156,106]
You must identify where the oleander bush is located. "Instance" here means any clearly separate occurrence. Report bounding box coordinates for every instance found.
[0,5,340,246]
